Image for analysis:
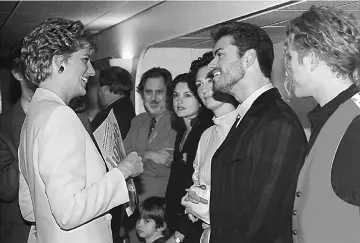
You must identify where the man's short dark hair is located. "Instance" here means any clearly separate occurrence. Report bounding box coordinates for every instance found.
[8,44,24,105]
[211,22,274,79]
[136,67,172,96]
[189,51,214,76]
[99,66,133,97]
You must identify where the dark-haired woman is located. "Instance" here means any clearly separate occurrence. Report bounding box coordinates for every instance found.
[165,73,213,243]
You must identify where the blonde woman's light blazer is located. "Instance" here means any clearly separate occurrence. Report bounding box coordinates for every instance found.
[18,88,129,243]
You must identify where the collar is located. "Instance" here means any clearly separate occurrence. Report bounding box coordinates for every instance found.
[148,109,169,123]
[213,108,238,128]
[32,88,66,106]
[104,96,126,109]
[20,96,31,114]
[237,83,274,118]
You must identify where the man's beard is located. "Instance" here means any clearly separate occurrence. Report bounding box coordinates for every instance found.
[213,60,244,94]
[144,100,165,116]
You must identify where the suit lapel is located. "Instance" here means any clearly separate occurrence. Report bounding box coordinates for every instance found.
[213,88,282,158]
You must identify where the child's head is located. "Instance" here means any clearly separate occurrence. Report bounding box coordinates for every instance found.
[136,197,169,242]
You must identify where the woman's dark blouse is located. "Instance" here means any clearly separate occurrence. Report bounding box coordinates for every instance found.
[165,110,213,243]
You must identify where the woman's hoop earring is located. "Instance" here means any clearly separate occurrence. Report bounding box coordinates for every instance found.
[58,66,64,74]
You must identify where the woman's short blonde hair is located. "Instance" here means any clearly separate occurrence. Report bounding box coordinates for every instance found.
[21,18,97,85]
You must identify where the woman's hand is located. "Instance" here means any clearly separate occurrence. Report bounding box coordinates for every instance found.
[183,187,208,204]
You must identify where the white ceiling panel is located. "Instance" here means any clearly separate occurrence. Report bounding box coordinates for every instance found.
[87,1,162,31]
[263,26,286,38]
[15,1,120,14]
[0,1,161,59]
[241,10,306,27]
[283,0,356,10]
[186,29,212,39]
[155,0,360,49]
[1,0,360,60]
[154,37,211,48]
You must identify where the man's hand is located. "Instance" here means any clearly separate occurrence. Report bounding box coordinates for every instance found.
[183,187,208,205]
[143,148,174,167]
[116,152,143,179]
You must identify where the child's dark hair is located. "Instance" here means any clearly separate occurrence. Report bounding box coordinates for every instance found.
[139,197,169,237]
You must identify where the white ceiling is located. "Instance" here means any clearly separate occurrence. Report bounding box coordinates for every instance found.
[0,1,359,60]
[154,0,360,48]
[0,1,162,58]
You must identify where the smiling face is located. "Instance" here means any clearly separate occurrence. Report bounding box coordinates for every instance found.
[173,82,200,120]
[143,76,167,117]
[208,35,245,94]
[62,48,95,101]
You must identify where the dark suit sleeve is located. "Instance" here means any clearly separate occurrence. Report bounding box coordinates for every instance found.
[237,118,307,242]
[0,132,19,203]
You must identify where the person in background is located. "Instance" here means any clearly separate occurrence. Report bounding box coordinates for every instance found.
[91,66,135,138]
[180,51,238,243]
[165,71,213,243]
[136,196,170,243]
[90,66,135,243]
[186,22,307,243]
[124,67,176,201]
[0,45,36,243]
[123,67,176,243]
[18,18,143,243]
[285,6,360,243]
[84,69,101,121]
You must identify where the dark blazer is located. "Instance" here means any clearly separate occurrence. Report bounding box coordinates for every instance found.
[0,101,30,243]
[165,110,213,243]
[209,88,307,243]
[91,96,135,139]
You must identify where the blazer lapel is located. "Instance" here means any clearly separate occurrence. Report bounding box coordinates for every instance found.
[213,88,282,158]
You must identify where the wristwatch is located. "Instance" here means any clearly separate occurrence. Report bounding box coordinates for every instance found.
[173,235,181,243]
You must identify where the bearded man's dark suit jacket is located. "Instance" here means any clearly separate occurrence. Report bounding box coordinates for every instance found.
[0,101,30,243]
[209,88,307,243]
[91,96,135,140]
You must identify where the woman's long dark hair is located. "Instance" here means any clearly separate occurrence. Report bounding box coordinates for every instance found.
[170,73,212,132]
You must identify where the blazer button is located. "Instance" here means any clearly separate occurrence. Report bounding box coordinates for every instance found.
[105,214,112,221]
[293,210,297,216]
[292,230,297,235]
[296,191,302,197]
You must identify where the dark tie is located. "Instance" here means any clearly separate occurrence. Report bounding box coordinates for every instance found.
[148,117,156,138]
[229,115,241,133]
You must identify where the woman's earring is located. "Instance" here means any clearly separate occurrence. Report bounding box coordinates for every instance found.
[58,66,64,74]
